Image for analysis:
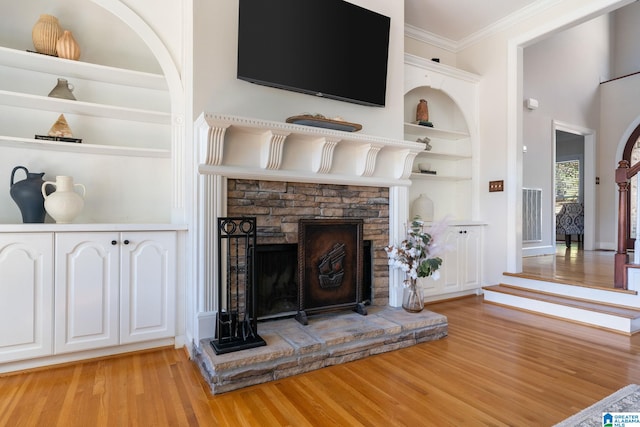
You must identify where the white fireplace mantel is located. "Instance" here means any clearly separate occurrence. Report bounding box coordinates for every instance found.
[195,113,424,187]
[192,113,415,340]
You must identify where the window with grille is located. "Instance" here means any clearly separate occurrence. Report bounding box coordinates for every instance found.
[555,159,581,213]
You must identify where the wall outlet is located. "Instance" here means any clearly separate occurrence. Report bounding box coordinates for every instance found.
[489,180,504,192]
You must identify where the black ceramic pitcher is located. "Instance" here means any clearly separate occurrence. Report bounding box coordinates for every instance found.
[10,165,48,223]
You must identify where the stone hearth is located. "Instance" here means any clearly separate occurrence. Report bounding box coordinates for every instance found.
[193,307,448,394]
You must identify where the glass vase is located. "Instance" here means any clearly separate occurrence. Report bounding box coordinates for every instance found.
[402,278,424,313]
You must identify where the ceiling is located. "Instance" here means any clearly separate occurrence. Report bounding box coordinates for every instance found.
[404,0,539,42]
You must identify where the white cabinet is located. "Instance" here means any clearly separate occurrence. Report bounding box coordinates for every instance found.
[420,225,483,297]
[0,233,53,363]
[54,232,119,353]
[450,226,482,290]
[120,232,177,344]
[54,231,176,354]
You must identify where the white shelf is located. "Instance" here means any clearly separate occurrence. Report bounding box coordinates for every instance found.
[0,136,170,158]
[0,46,167,90]
[411,172,472,181]
[415,150,471,161]
[404,122,469,140]
[0,90,170,124]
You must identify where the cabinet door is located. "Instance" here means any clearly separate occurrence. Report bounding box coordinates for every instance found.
[120,231,176,344]
[0,233,53,363]
[460,227,482,289]
[441,228,463,293]
[55,232,119,354]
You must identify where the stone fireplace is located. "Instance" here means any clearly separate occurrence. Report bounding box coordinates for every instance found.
[227,179,389,312]
[194,113,425,340]
[192,114,447,394]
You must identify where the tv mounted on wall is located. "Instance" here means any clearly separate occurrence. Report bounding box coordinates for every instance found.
[237,0,391,107]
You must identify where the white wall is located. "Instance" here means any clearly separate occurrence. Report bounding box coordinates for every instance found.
[522,15,611,253]
[1,0,168,72]
[600,73,640,249]
[192,0,405,139]
[405,36,457,67]
[612,1,640,77]
[452,0,631,283]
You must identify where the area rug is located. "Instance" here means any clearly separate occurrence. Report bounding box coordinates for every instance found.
[554,384,640,426]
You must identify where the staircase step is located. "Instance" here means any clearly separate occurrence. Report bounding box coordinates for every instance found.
[483,284,640,319]
[483,284,640,334]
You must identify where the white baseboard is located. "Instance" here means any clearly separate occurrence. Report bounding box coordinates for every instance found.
[0,338,175,375]
[197,311,216,341]
[522,245,555,257]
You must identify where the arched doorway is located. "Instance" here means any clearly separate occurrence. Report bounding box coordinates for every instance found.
[621,125,640,249]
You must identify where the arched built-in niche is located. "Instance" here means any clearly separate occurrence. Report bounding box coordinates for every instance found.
[404,54,480,222]
[92,0,185,219]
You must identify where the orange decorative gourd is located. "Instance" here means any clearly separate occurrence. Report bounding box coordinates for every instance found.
[32,14,62,56]
[56,30,81,60]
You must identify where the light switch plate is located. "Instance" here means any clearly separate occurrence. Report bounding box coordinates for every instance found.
[489,180,504,192]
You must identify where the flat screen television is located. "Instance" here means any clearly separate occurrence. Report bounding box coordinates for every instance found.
[237,0,391,107]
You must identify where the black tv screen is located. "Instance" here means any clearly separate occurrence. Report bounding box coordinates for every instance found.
[237,0,390,107]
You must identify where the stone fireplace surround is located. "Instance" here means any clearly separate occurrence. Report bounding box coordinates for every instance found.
[227,179,390,307]
[192,114,448,393]
[195,113,426,331]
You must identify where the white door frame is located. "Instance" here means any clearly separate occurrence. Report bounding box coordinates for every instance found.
[552,121,596,250]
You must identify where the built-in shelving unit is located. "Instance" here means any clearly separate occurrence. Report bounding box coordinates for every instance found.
[0,44,173,224]
[403,54,485,301]
[404,53,480,222]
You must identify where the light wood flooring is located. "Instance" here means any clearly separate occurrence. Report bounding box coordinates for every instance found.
[3,295,640,426]
[521,243,616,289]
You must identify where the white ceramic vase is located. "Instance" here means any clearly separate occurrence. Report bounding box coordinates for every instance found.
[411,193,434,222]
[41,176,85,223]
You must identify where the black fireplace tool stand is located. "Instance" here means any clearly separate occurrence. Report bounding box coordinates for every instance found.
[211,217,266,355]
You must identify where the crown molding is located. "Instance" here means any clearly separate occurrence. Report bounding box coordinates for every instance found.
[405,0,563,53]
[404,53,480,83]
[404,24,458,53]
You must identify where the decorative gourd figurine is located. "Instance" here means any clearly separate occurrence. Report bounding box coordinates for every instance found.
[32,14,62,56]
[56,30,80,60]
[41,176,86,223]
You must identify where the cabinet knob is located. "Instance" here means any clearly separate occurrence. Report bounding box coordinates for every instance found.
[111,240,117,245]
[123,239,130,245]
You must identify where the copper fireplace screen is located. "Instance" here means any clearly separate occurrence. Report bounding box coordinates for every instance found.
[295,218,367,325]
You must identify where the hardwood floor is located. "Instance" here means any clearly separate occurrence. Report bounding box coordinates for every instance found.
[522,243,615,289]
[3,296,640,426]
